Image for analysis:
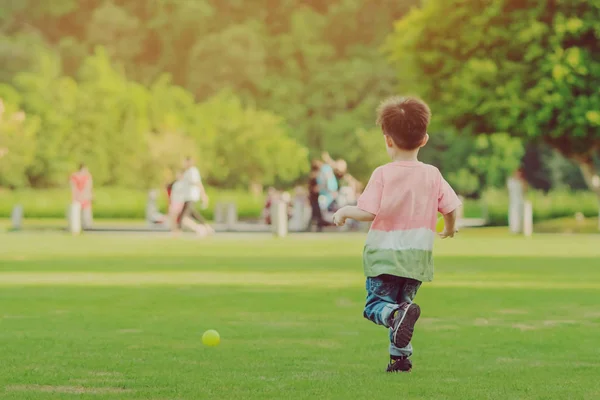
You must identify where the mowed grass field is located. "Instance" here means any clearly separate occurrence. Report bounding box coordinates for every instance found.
[0,230,599,399]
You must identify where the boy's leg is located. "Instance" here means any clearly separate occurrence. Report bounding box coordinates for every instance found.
[388,279,421,358]
[363,274,405,327]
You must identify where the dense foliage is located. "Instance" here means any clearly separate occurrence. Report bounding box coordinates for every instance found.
[0,0,594,197]
[0,0,416,189]
[387,0,600,197]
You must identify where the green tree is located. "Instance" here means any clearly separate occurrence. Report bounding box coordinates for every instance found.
[195,92,309,188]
[0,93,39,188]
[1,0,421,185]
[13,51,79,186]
[386,0,600,201]
[186,22,266,99]
[85,2,146,69]
[420,133,524,197]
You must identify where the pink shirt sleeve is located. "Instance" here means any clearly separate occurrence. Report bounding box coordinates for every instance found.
[438,174,462,214]
[357,167,383,215]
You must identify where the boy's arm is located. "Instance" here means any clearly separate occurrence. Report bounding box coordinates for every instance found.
[333,205,375,226]
[438,172,462,239]
[439,208,458,239]
[334,167,382,226]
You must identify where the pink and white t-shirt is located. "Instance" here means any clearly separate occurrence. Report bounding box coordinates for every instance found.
[357,161,462,282]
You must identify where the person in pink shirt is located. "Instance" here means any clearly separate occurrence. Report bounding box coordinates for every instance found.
[70,163,93,229]
[333,96,462,373]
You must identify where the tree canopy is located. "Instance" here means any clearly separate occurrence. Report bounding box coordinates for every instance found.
[0,0,418,188]
[0,0,595,195]
[386,0,600,195]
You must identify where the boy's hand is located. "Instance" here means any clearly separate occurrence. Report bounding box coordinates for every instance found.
[438,228,458,239]
[332,210,347,226]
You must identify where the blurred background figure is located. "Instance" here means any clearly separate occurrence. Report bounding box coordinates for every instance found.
[289,185,310,231]
[168,169,207,236]
[308,160,328,232]
[70,163,93,229]
[167,170,186,234]
[263,187,279,225]
[317,156,339,214]
[145,189,167,226]
[332,158,362,208]
[180,157,213,236]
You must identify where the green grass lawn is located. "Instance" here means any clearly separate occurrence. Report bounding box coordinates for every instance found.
[0,230,599,399]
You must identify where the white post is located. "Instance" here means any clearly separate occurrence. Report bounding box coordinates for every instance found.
[271,200,288,238]
[11,205,23,231]
[214,202,224,224]
[507,177,524,234]
[68,202,82,235]
[289,196,306,231]
[82,207,93,229]
[225,202,237,229]
[523,201,533,237]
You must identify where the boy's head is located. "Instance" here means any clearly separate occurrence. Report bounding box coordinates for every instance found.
[376,96,431,152]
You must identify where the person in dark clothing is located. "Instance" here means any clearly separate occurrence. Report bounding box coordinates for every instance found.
[308,160,328,232]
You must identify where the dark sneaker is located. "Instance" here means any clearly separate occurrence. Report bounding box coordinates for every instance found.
[391,302,421,348]
[386,357,412,373]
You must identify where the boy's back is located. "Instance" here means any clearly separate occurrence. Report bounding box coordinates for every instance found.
[358,161,461,282]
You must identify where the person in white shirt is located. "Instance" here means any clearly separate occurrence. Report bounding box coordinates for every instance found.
[179,157,214,235]
[168,170,186,233]
[168,169,203,235]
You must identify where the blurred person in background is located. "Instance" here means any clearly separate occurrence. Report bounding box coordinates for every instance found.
[167,170,184,232]
[308,160,328,232]
[317,154,339,212]
[146,189,167,225]
[289,185,310,231]
[332,158,362,208]
[180,157,214,236]
[168,169,205,236]
[263,187,279,225]
[333,159,363,231]
[70,163,93,229]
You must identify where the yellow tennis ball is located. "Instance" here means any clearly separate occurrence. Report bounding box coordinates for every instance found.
[436,216,445,233]
[202,330,220,347]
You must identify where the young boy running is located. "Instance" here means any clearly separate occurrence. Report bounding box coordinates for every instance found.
[333,96,462,373]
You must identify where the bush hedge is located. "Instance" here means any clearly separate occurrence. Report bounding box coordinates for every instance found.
[0,187,596,225]
[481,189,598,226]
[0,187,265,221]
